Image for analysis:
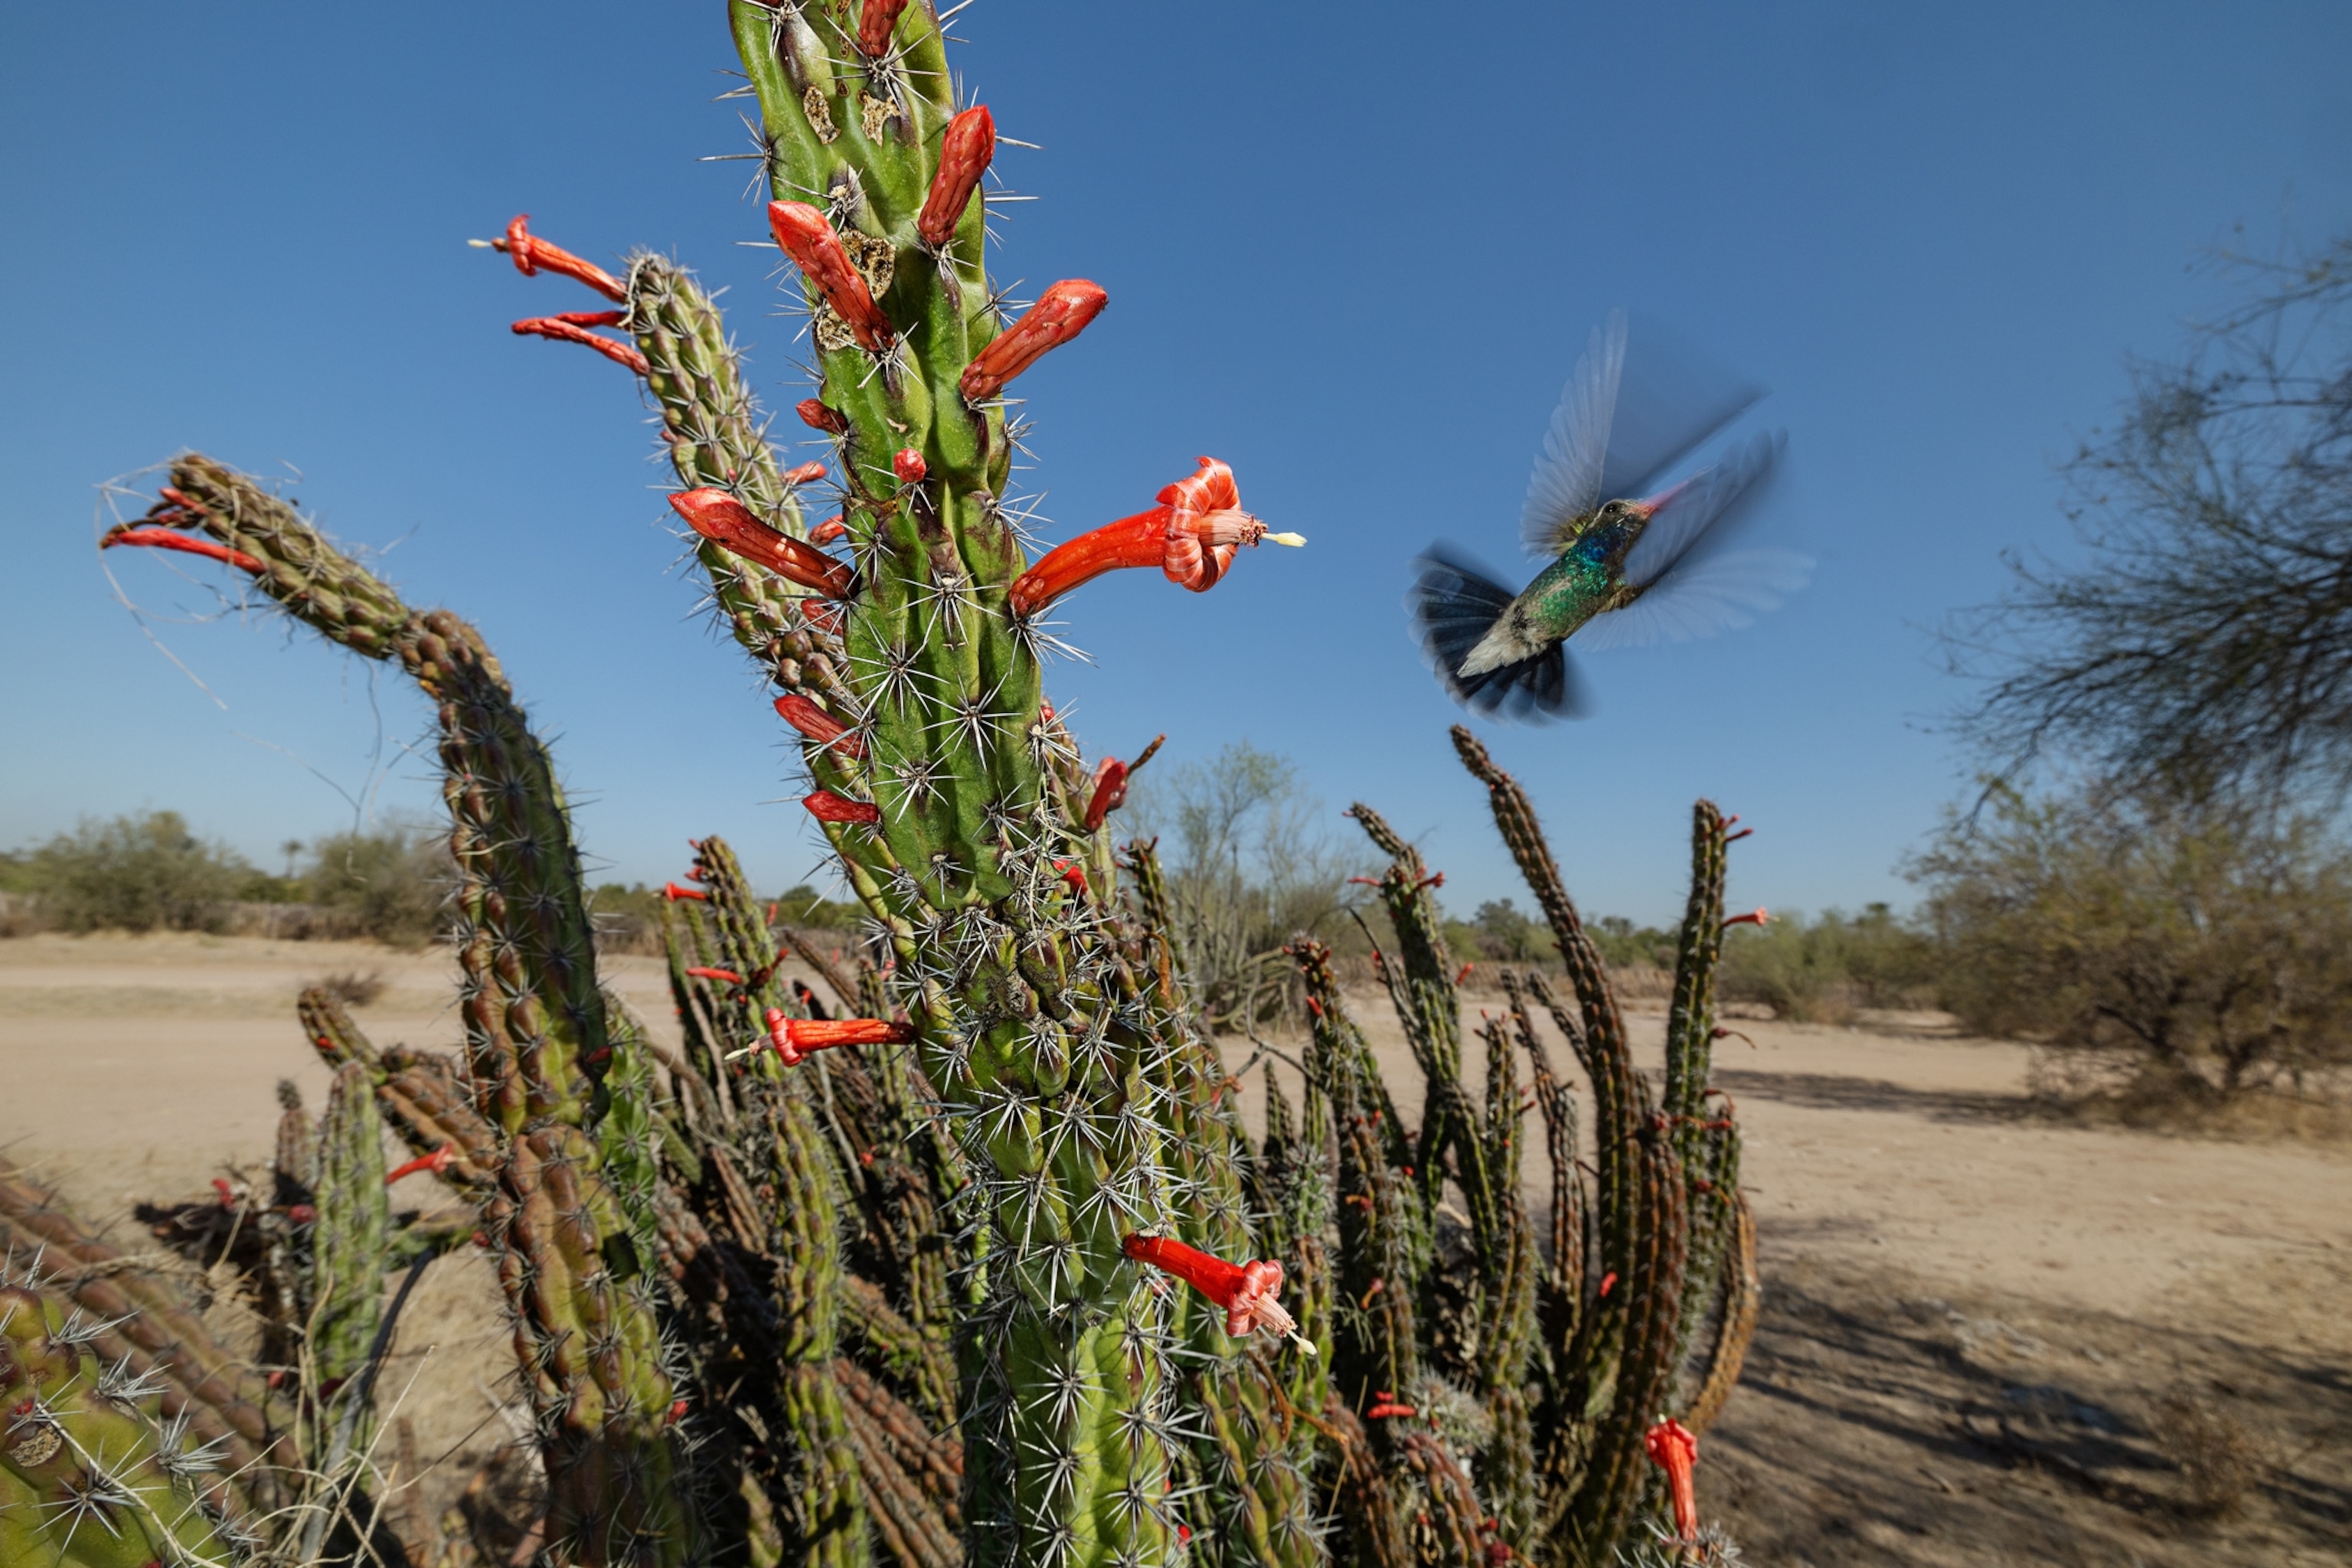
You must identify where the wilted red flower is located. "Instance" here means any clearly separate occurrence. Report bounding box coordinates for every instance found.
[511,312,648,374]
[1008,458,1303,614]
[767,201,894,353]
[797,398,848,433]
[384,1145,456,1185]
[480,214,626,302]
[803,789,881,825]
[1082,733,1164,831]
[764,1009,916,1067]
[1122,1233,1312,1350]
[668,489,853,598]
[918,106,995,249]
[1643,1417,1700,1543]
[100,525,265,576]
[960,279,1107,403]
[775,694,864,758]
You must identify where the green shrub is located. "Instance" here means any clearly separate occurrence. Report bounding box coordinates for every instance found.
[302,818,452,946]
[1908,782,2352,1093]
[1717,905,1936,1023]
[19,811,252,933]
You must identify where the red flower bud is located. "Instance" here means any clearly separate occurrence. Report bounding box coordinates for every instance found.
[1723,907,1769,929]
[511,314,649,374]
[1365,1400,1418,1420]
[668,489,853,598]
[797,398,848,433]
[100,526,265,576]
[856,0,909,57]
[893,448,927,485]
[1009,458,1302,614]
[1643,1418,1700,1544]
[918,106,995,249]
[1122,1233,1309,1348]
[767,201,894,353]
[803,789,881,825]
[775,694,865,758]
[1080,733,1161,831]
[684,967,743,985]
[385,1145,456,1185]
[809,516,848,544]
[484,214,626,302]
[1053,859,1087,896]
[764,1008,915,1066]
[784,460,828,486]
[960,279,1107,403]
[663,883,707,903]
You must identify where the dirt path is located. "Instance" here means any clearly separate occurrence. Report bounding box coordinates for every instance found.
[3,933,2346,1563]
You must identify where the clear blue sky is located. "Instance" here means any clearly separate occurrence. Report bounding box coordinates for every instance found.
[4,2,2347,923]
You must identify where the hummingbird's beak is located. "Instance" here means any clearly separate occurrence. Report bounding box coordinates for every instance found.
[1635,475,1697,519]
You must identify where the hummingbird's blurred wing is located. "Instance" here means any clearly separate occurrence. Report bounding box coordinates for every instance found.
[1519,312,1625,558]
[1566,547,1812,651]
[1520,312,1766,560]
[1622,428,1785,586]
[1410,545,1595,720]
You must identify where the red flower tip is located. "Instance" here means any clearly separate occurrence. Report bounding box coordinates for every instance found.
[1176,1524,1192,1547]
[1122,1233,1312,1351]
[286,1204,317,1226]
[668,488,854,598]
[1080,734,1161,831]
[102,526,266,576]
[1643,1417,1700,1543]
[893,447,927,485]
[767,201,893,352]
[1723,907,1769,929]
[919,105,996,249]
[684,966,744,985]
[961,279,1108,403]
[1008,457,1302,614]
[809,515,848,544]
[775,693,865,758]
[1053,859,1088,896]
[211,1178,236,1208]
[482,214,626,302]
[666,1398,690,1426]
[1455,962,1475,985]
[803,789,881,825]
[663,882,709,903]
[511,315,649,374]
[1366,1400,1418,1420]
[797,397,849,433]
[385,1145,457,1185]
[784,460,828,486]
[1597,1270,1618,1298]
[855,0,909,57]
[765,1008,915,1066]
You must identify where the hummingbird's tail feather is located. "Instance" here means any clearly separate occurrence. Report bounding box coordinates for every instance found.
[1409,545,1592,721]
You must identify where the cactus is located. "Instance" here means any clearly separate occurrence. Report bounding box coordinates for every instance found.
[85,8,1764,1565]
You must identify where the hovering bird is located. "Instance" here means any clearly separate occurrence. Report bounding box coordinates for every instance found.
[1410,312,1811,720]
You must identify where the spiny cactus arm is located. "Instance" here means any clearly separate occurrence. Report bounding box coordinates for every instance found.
[308,1063,390,1393]
[1564,1121,1686,1562]
[1661,802,1733,1130]
[1501,972,1586,1348]
[109,457,608,1134]
[0,1279,249,1568]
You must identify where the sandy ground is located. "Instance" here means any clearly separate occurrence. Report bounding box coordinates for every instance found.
[3,932,2347,1565]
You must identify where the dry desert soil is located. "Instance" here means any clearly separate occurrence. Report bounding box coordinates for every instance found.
[2,931,2347,1566]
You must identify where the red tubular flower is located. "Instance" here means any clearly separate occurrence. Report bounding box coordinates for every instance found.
[100,526,265,576]
[809,516,848,544]
[960,279,1108,403]
[856,0,909,57]
[1643,1418,1700,1543]
[1122,1233,1311,1350]
[804,789,882,825]
[797,397,849,433]
[767,201,894,352]
[663,882,708,903]
[1366,1396,1418,1420]
[764,1008,915,1066]
[684,966,744,984]
[1053,859,1088,896]
[1008,458,1304,615]
[385,1145,456,1185]
[511,314,649,374]
[1080,733,1162,831]
[482,214,627,302]
[784,460,828,486]
[1723,907,1769,929]
[893,448,927,484]
[775,694,865,758]
[918,105,995,248]
[668,489,853,598]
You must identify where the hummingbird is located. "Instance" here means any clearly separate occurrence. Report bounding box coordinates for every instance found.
[1410,311,1810,720]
